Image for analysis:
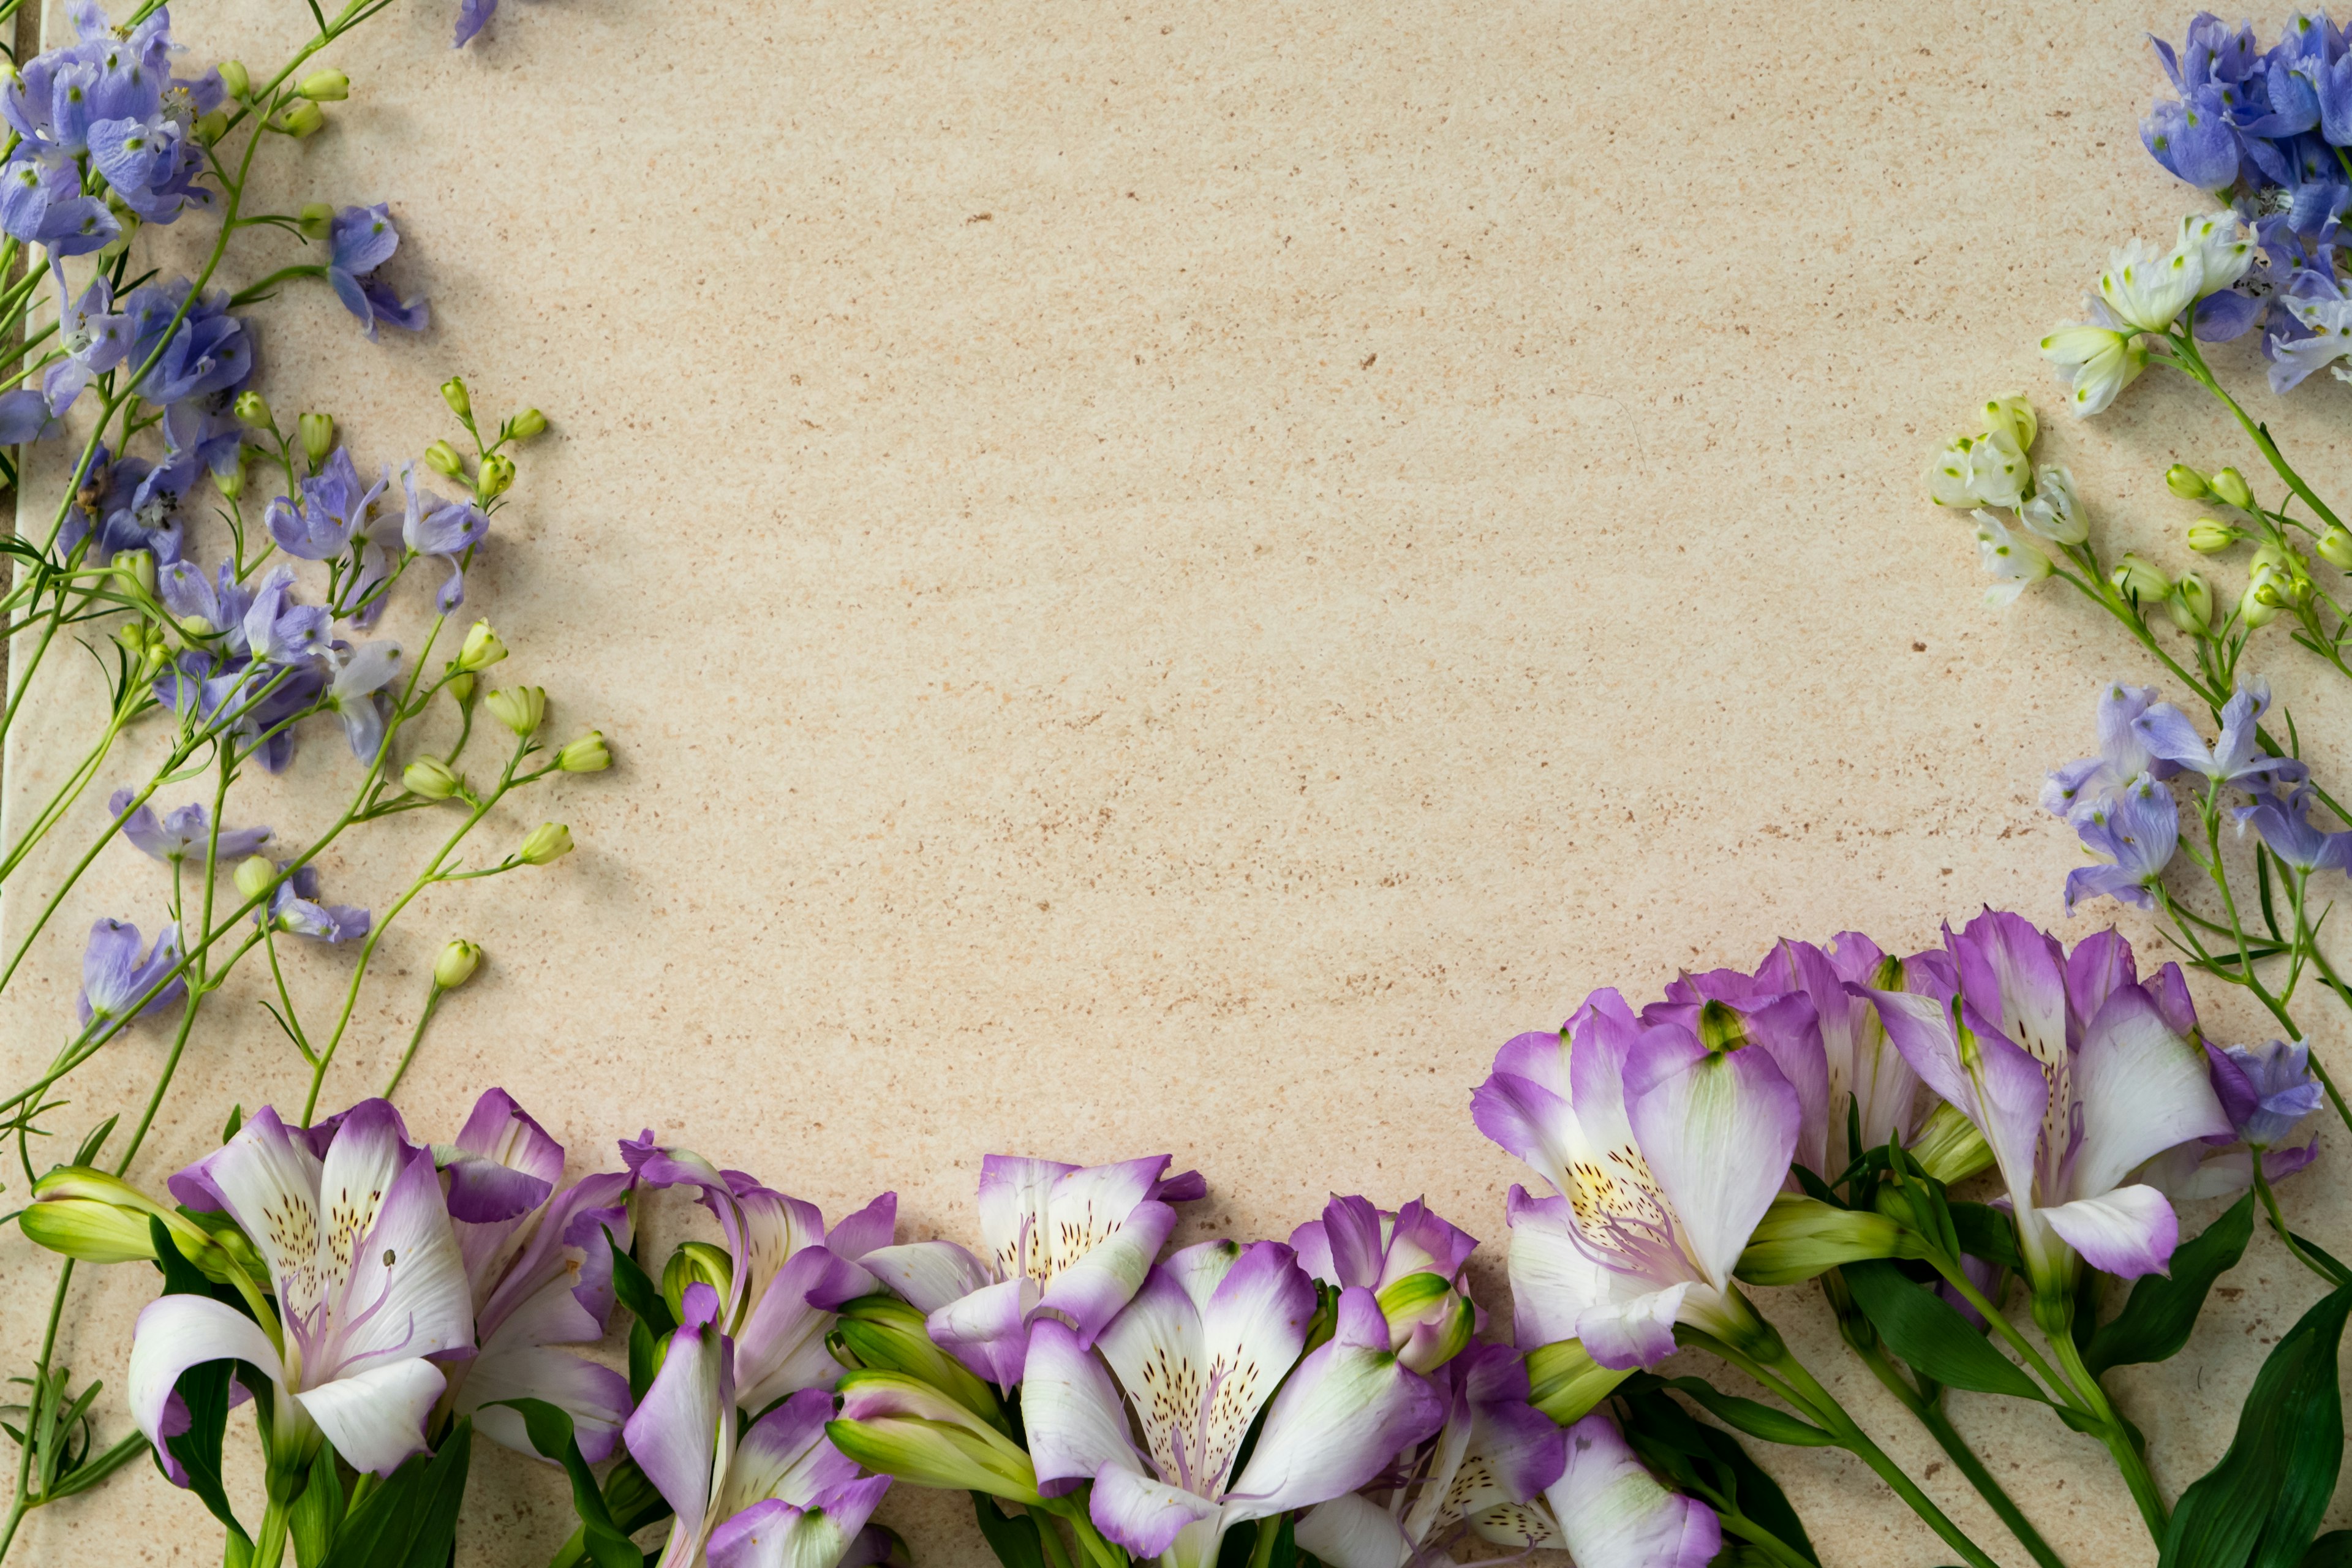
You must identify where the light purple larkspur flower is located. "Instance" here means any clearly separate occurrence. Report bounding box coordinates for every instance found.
[625,1283,894,1568]
[142,1101,472,1477]
[322,641,404,763]
[2218,1038,2328,1149]
[0,148,119,255]
[858,1152,1202,1390]
[1292,1338,1569,1568]
[1291,1194,1479,1371]
[2142,1036,2324,1201]
[621,1136,897,1415]
[265,447,389,562]
[433,1090,638,1463]
[77,916,184,1023]
[455,0,500,48]
[2269,271,2352,391]
[2065,772,2180,915]
[2041,681,2180,820]
[243,566,331,666]
[2233,785,2352,873]
[259,862,371,944]
[1866,910,2233,1290]
[121,279,251,410]
[1477,990,1801,1370]
[326,205,429,341]
[2133,681,2307,793]
[40,263,129,415]
[1021,1242,1446,1568]
[108,787,271,865]
[157,560,254,651]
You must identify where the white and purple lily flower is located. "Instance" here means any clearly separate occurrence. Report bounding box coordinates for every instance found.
[1476,990,1801,1368]
[2143,1038,2326,1201]
[321,639,404,763]
[108,787,272,866]
[1465,1412,1722,1568]
[1290,1194,1479,1373]
[623,1136,896,1414]
[77,915,184,1024]
[625,1282,894,1568]
[2041,682,2180,820]
[2065,772,2180,915]
[858,1153,1202,1390]
[1022,1240,1446,1568]
[1866,911,2233,1290]
[1761,933,1922,1174]
[432,1090,638,1462]
[1643,968,1830,1176]
[137,1101,472,1477]
[1291,1340,1564,1568]
[2132,681,2309,794]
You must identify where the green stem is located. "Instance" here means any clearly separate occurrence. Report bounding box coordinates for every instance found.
[381,983,445,1098]
[1851,1341,2068,1568]
[1716,1512,1820,1568]
[2168,334,2345,533]
[1923,1260,2083,1411]
[2251,1163,2351,1286]
[2046,1332,2167,1540]
[251,1491,291,1568]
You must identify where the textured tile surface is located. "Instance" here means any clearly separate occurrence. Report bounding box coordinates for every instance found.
[3,0,2347,1563]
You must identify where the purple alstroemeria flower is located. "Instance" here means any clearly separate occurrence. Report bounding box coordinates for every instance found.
[40,263,129,415]
[1477,989,1801,1369]
[625,1283,894,1568]
[322,641,404,763]
[858,1152,1202,1390]
[243,565,331,666]
[1758,933,1922,1174]
[1641,979,1830,1178]
[327,205,428,340]
[2133,680,2307,794]
[429,1090,638,1463]
[1291,1194,1478,1372]
[2041,682,2180,820]
[77,916,184,1024]
[622,1137,897,1415]
[2233,785,2352,873]
[266,447,390,562]
[257,862,371,944]
[2065,772,2181,916]
[1293,1339,1567,1568]
[108,786,271,865]
[1868,911,2232,1291]
[1022,1241,1446,1568]
[158,560,254,648]
[143,1101,473,1477]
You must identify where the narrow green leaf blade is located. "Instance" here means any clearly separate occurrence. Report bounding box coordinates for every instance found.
[484,1399,641,1568]
[1841,1260,2044,1401]
[2084,1196,2254,1376]
[1657,1378,1839,1448]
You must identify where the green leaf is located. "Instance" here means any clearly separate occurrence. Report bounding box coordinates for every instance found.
[627,1318,663,1404]
[2158,1281,2352,1568]
[970,1493,1048,1568]
[598,1453,672,1538]
[1651,1377,1838,1448]
[147,1217,252,1551]
[606,1227,676,1340]
[484,1400,643,1568]
[71,1115,119,1168]
[2084,1195,2254,1375]
[1841,1259,2044,1401]
[289,1443,347,1566]
[317,1417,472,1568]
[1695,1425,1820,1567]
[1948,1202,2022,1270]
[2299,1532,2352,1568]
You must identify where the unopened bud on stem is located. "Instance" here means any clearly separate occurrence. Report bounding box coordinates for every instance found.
[556,731,610,772]
[2320,528,2352,571]
[433,939,482,990]
[233,391,272,428]
[517,823,572,865]
[402,756,463,800]
[2109,552,2171,604]
[297,202,334,241]
[2169,571,2215,635]
[2187,519,2236,553]
[233,855,277,904]
[2210,467,2255,510]
[297,413,334,466]
[297,69,349,102]
[217,60,250,100]
[2165,463,2211,500]
[277,100,325,138]
[486,685,545,737]
[508,408,546,440]
[456,620,507,672]
[475,453,514,501]
[440,377,472,421]
[423,439,466,479]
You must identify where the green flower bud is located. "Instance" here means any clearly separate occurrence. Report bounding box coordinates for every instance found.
[829,1297,1007,1427]
[2187,519,2236,553]
[218,60,250,100]
[476,453,514,501]
[518,823,573,865]
[115,620,168,674]
[423,439,466,479]
[433,938,482,990]
[1524,1338,1633,1425]
[486,684,545,737]
[447,671,478,708]
[457,620,507,672]
[2109,552,2171,604]
[508,407,547,440]
[2165,462,2211,500]
[661,1241,736,1324]
[1980,393,2037,454]
[2320,528,2352,571]
[1374,1272,1476,1374]
[298,412,334,465]
[113,548,155,596]
[2211,466,2255,510]
[193,108,227,144]
[20,1194,160,1265]
[1908,1100,1993,1184]
[441,376,472,420]
[826,1373,1041,1502]
[216,459,244,500]
[233,391,273,428]
[297,201,334,241]
[1735,1193,1910,1287]
[556,731,611,773]
[403,756,463,800]
[232,854,277,904]
[277,99,325,138]
[297,69,350,102]
[2169,570,2215,635]
[2243,569,2283,628]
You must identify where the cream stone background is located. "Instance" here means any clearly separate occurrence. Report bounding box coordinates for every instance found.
[2,0,2347,1562]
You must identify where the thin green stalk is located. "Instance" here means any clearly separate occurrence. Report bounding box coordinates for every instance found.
[1923,1260,2082,1411]
[1851,1340,2068,1568]
[2045,1332,2167,1539]
[2251,1163,2351,1287]
[380,982,445,1099]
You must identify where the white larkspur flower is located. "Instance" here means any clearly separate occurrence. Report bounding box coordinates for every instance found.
[1974,511,2053,606]
[2098,235,2203,334]
[2041,319,2147,417]
[2177,211,2252,298]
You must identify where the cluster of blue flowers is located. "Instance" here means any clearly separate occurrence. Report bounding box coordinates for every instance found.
[2137,13,2352,380]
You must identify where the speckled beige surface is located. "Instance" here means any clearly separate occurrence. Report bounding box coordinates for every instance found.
[2,0,2348,1563]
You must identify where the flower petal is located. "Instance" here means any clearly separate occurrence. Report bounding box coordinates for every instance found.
[857,1240,992,1315]
[128,1294,284,1462]
[1623,1039,1798,1290]
[1545,1413,1721,1568]
[927,1275,1036,1389]
[1088,1464,1221,1559]
[1294,1494,1413,1568]
[2069,984,2233,1200]
[2040,1186,2180,1280]
[1021,1317,1148,1489]
[461,1343,633,1464]
[623,1283,733,1536]
[293,1357,445,1476]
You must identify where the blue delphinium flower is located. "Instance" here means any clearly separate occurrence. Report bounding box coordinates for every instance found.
[2233,783,2352,871]
[108,788,273,864]
[157,560,254,646]
[243,565,332,666]
[320,641,404,762]
[2041,680,2180,818]
[122,279,251,409]
[2133,679,2310,792]
[2065,772,2181,914]
[258,863,370,943]
[326,205,428,339]
[2217,1039,2329,1148]
[265,447,390,560]
[455,0,500,48]
[58,443,198,564]
[41,264,130,413]
[78,915,185,1023]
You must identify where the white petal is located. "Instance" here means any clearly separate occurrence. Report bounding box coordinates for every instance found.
[858,1240,993,1313]
[2068,987,2233,1200]
[198,1108,327,1322]
[1294,1494,1413,1568]
[293,1357,445,1476]
[322,1144,473,1373]
[129,1295,285,1455]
